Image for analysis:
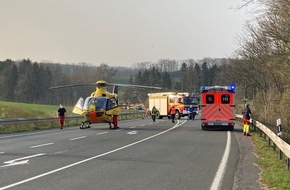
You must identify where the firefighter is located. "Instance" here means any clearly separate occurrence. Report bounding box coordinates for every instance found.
[169,106,176,123]
[188,105,195,120]
[242,103,252,136]
[151,106,159,122]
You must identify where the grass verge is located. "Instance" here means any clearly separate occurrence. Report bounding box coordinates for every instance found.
[252,131,290,190]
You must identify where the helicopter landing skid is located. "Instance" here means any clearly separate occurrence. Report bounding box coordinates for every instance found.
[108,122,119,130]
[80,121,91,129]
[108,121,113,129]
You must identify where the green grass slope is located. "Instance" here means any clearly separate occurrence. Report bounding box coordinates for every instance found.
[0,101,73,119]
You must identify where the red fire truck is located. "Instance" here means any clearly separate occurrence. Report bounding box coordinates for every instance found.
[200,85,236,130]
[148,92,199,119]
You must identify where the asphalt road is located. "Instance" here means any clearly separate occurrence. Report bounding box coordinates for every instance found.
[0,115,262,190]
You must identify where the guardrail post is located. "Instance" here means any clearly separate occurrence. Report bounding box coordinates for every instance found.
[279,150,283,160]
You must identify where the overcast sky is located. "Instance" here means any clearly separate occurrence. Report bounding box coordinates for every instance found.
[0,0,255,66]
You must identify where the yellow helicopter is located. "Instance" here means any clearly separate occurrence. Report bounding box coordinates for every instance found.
[49,80,161,129]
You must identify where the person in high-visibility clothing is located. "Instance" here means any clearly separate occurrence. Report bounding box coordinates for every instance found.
[169,106,176,123]
[242,103,252,136]
[151,106,159,122]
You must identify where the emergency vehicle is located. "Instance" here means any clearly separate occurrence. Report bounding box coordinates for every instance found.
[200,85,236,130]
[148,92,199,119]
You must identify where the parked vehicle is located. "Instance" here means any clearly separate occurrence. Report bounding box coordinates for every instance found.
[148,92,199,119]
[200,85,236,130]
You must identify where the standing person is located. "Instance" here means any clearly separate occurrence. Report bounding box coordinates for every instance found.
[169,106,176,123]
[242,103,252,136]
[57,104,66,129]
[188,105,195,120]
[151,106,159,122]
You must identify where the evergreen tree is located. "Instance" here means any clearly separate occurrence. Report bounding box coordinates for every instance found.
[0,60,18,101]
[193,63,201,93]
[161,71,172,90]
[201,62,210,86]
[180,62,187,92]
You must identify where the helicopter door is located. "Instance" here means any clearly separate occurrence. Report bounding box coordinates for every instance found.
[83,97,94,111]
[106,97,121,115]
[106,98,118,110]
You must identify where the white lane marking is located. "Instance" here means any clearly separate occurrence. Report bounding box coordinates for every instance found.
[210,131,231,190]
[127,131,138,135]
[0,152,5,155]
[140,124,145,126]
[96,132,108,135]
[53,150,69,155]
[0,120,185,190]
[3,153,47,165]
[30,143,54,149]
[69,136,86,141]
[129,126,136,128]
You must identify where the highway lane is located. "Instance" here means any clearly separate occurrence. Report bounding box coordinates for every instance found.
[0,116,239,190]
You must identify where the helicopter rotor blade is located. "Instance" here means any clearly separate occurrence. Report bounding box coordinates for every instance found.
[49,81,162,90]
[107,83,162,90]
[49,83,96,90]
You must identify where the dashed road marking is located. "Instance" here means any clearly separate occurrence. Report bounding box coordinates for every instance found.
[127,131,138,135]
[69,136,86,141]
[30,143,54,149]
[96,132,108,135]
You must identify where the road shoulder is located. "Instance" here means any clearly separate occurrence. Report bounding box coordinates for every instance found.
[233,125,264,190]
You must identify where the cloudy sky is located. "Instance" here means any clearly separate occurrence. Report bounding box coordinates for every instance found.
[0,0,255,66]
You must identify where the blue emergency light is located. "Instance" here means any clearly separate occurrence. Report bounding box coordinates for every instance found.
[230,85,235,91]
[201,85,236,92]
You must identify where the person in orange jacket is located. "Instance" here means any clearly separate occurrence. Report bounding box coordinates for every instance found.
[169,106,176,123]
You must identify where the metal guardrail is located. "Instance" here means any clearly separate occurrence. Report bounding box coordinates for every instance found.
[0,111,147,130]
[236,114,290,170]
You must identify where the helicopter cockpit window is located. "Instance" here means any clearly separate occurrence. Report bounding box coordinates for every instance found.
[107,98,118,110]
[95,97,107,111]
[84,97,94,110]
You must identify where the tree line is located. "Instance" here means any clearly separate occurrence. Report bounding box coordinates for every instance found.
[0,58,224,106]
